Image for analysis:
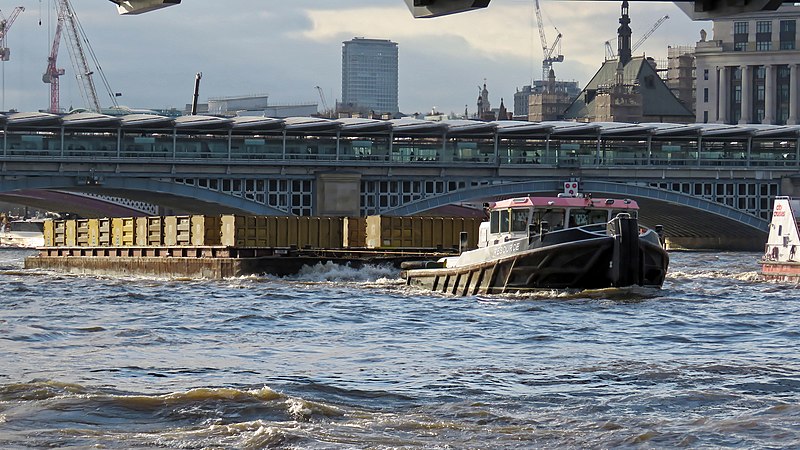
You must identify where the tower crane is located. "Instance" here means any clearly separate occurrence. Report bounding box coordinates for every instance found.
[42,11,65,113]
[43,0,118,113]
[0,6,24,61]
[605,14,669,60]
[533,0,563,81]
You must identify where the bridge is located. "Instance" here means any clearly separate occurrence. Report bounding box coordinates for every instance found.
[3,111,799,250]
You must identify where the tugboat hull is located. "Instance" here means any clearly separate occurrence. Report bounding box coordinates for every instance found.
[403,216,669,295]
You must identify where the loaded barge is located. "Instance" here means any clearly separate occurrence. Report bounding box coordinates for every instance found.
[25,215,483,278]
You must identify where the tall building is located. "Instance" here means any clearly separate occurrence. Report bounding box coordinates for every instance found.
[341,38,399,115]
[695,5,800,125]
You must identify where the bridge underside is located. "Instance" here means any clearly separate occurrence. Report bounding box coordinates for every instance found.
[0,188,269,218]
[620,197,765,251]
[0,181,768,252]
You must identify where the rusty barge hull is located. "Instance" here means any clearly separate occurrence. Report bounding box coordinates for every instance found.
[25,246,455,279]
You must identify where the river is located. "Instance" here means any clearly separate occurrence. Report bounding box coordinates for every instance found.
[1,249,798,449]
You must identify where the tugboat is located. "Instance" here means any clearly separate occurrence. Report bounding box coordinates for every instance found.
[760,196,800,282]
[401,186,669,295]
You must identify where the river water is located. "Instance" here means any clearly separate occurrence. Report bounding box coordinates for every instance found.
[0,249,798,449]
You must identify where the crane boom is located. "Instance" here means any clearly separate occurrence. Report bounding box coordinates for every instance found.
[315,86,330,118]
[58,0,102,112]
[632,14,669,52]
[0,6,25,61]
[604,14,670,60]
[533,0,548,59]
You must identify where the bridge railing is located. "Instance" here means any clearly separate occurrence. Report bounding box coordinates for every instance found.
[2,129,799,170]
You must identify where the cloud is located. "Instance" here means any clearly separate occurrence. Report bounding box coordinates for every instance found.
[1,0,707,115]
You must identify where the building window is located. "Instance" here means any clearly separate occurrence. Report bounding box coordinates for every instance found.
[731,67,742,124]
[704,87,709,103]
[756,20,772,51]
[703,111,709,123]
[780,20,796,50]
[704,69,709,80]
[777,65,791,125]
[734,21,749,51]
[753,65,766,122]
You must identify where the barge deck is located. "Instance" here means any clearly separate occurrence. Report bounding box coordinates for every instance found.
[25,246,456,279]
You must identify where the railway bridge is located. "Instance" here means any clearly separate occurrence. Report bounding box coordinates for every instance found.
[3,111,800,249]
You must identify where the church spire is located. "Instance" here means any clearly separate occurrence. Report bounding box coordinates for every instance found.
[617,0,632,66]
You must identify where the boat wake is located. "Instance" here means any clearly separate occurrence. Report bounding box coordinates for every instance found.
[495,285,662,302]
[668,269,764,282]
[287,261,399,282]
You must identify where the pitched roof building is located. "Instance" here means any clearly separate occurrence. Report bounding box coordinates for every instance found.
[562,1,694,124]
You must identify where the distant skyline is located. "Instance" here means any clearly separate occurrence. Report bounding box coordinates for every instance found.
[0,0,708,115]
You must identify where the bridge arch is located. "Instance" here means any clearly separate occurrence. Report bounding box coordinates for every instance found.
[382,179,769,232]
[0,176,288,216]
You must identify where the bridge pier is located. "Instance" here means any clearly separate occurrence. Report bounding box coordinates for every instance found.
[316,172,361,216]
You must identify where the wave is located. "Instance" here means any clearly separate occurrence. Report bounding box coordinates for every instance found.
[285,261,400,282]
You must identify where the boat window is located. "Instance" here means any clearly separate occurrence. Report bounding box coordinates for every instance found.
[569,209,609,226]
[568,210,587,227]
[490,211,500,233]
[499,209,510,233]
[533,208,566,230]
[510,209,529,232]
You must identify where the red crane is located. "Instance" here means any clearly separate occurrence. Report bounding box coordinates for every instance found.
[43,0,118,114]
[42,10,65,113]
[0,6,25,61]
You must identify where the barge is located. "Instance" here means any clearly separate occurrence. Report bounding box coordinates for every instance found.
[24,214,481,279]
[760,197,800,282]
[401,193,669,295]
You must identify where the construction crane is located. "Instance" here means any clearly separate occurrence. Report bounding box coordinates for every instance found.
[43,0,118,113]
[42,11,65,113]
[533,0,563,81]
[0,6,24,61]
[315,86,331,118]
[605,15,669,60]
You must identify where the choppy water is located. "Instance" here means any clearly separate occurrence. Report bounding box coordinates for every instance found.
[1,249,798,449]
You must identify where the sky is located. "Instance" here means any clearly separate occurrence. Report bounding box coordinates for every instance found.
[0,0,709,115]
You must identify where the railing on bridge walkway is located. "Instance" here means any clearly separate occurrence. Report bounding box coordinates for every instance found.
[3,111,800,170]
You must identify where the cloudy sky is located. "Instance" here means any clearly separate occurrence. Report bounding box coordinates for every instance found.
[2,0,709,115]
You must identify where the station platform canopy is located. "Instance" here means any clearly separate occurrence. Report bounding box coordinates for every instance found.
[4,111,800,141]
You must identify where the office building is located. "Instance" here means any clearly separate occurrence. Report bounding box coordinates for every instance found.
[341,38,399,115]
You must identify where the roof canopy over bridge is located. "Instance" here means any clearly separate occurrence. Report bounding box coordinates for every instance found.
[5,111,800,140]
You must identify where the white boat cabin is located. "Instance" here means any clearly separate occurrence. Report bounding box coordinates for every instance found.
[764,196,800,262]
[478,196,639,248]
